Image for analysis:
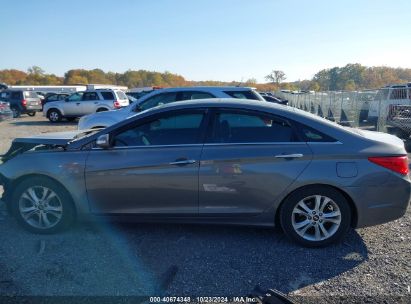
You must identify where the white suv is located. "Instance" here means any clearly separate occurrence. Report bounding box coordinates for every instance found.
[43,89,129,122]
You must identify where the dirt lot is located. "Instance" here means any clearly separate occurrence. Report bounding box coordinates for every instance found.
[0,115,410,303]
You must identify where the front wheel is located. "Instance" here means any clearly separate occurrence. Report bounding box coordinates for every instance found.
[280,186,351,247]
[47,109,62,122]
[11,177,75,234]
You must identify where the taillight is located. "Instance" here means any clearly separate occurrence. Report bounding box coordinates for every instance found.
[21,99,27,107]
[368,156,409,175]
[113,100,121,108]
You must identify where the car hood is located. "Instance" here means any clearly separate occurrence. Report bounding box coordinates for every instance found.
[13,130,84,144]
[1,130,88,162]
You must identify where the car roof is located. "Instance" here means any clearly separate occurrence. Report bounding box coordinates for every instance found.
[158,86,256,91]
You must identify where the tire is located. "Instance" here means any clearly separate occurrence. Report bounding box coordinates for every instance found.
[11,177,75,234]
[96,108,108,112]
[47,109,62,122]
[11,107,21,118]
[279,186,351,247]
[27,112,36,117]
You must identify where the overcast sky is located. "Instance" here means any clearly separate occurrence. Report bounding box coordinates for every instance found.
[1,0,410,82]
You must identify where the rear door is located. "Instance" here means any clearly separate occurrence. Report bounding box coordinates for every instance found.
[199,108,312,216]
[80,92,100,114]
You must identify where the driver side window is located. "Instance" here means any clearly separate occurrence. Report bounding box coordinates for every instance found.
[68,92,84,101]
[113,111,205,147]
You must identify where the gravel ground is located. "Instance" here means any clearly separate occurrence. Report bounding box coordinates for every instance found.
[0,115,410,303]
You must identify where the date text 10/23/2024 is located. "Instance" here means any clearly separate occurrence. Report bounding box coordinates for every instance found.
[150,297,258,303]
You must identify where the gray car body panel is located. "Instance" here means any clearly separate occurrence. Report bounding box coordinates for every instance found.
[1,99,410,228]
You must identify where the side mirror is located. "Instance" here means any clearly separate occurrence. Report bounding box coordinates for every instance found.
[96,134,111,149]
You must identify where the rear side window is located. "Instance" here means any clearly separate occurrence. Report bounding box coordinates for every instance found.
[298,124,336,142]
[11,92,21,99]
[223,90,260,100]
[179,91,215,100]
[115,91,128,100]
[82,92,100,101]
[208,110,297,143]
[101,92,115,100]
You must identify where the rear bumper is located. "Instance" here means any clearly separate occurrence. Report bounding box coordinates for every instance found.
[24,105,42,112]
[343,177,411,228]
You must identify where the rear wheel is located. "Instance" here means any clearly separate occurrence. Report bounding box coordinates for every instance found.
[280,186,351,247]
[11,177,75,234]
[27,112,36,117]
[47,109,62,122]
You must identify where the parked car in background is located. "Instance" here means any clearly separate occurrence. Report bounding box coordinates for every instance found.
[41,93,70,109]
[386,104,411,139]
[0,100,12,121]
[0,90,42,118]
[126,86,162,100]
[43,89,129,122]
[78,86,265,129]
[1,99,410,247]
[367,83,411,126]
[262,95,289,105]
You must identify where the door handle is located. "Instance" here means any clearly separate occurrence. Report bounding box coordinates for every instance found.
[275,153,304,158]
[169,159,197,166]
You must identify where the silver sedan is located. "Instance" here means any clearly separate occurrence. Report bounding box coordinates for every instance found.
[0,99,410,247]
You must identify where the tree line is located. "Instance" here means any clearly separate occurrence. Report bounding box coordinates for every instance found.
[0,64,410,92]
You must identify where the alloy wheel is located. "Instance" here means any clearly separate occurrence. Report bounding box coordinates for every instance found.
[49,111,59,122]
[291,195,341,241]
[18,186,63,229]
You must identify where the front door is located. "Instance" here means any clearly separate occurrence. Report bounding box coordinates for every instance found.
[199,108,313,216]
[85,109,208,215]
[63,92,84,115]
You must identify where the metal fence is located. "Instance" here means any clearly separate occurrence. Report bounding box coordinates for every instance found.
[275,87,411,138]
